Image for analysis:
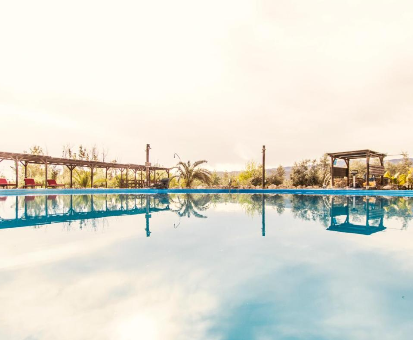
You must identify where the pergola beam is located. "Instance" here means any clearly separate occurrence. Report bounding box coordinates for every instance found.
[0,151,171,189]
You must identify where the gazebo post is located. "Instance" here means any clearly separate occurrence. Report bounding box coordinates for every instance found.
[345,158,350,187]
[44,161,48,188]
[379,156,384,186]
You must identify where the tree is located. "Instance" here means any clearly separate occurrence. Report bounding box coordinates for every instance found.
[176,160,212,188]
[318,154,330,185]
[290,159,321,186]
[210,171,221,186]
[267,165,285,185]
[238,161,261,186]
[398,152,412,175]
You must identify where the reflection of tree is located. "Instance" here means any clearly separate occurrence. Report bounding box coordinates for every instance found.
[383,197,413,229]
[290,195,330,227]
[170,194,212,218]
[236,194,286,216]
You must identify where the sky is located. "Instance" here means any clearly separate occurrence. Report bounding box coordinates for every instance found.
[1,0,413,171]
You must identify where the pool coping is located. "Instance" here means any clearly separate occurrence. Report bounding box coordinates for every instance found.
[1,188,413,197]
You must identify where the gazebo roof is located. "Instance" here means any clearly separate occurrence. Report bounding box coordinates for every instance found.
[327,149,386,160]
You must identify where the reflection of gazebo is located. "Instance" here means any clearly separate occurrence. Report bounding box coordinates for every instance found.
[327,150,386,187]
[327,197,386,235]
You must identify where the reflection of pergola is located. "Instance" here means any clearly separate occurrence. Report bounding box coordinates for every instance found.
[0,151,170,188]
[0,194,170,237]
[327,196,386,235]
[327,150,386,187]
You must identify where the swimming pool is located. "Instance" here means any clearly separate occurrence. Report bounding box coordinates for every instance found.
[1,193,412,339]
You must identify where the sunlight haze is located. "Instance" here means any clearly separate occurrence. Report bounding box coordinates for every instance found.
[1,0,413,170]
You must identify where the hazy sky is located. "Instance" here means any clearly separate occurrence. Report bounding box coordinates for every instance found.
[1,0,413,171]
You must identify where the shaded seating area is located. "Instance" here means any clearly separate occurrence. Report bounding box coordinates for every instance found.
[47,179,65,188]
[0,178,16,188]
[0,149,171,189]
[23,178,43,188]
[327,149,386,189]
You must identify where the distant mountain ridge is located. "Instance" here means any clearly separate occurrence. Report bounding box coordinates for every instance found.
[215,158,413,178]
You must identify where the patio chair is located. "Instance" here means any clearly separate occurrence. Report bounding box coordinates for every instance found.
[0,178,16,188]
[47,179,65,188]
[23,178,43,188]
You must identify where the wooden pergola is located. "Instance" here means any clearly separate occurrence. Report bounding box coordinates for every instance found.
[0,151,170,189]
[327,149,386,188]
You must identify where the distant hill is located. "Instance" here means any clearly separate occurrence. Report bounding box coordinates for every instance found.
[215,158,412,179]
[386,158,413,164]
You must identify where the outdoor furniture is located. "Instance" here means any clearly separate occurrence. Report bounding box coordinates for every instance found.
[152,178,170,189]
[0,178,16,188]
[23,178,43,188]
[47,179,65,188]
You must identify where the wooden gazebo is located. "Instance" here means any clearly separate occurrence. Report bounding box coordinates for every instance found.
[327,149,386,188]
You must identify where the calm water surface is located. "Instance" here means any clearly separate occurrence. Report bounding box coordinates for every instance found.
[0,194,412,340]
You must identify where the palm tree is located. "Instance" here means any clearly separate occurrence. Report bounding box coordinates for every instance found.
[170,194,212,218]
[176,160,212,188]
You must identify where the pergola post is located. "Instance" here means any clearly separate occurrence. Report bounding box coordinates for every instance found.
[120,169,124,188]
[24,161,28,178]
[126,168,129,188]
[105,167,108,188]
[134,169,137,188]
[345,158,350,187]
[90,167,94,188]
[44,161,48,188]
[330,156,335,187]
[366,154,370,189]
[140,170,143,188]
[14,158,19,188]
[167,169,170,178]
[68,166,74,188]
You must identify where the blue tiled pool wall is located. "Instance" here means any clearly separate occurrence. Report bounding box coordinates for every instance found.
[1,188,413,197]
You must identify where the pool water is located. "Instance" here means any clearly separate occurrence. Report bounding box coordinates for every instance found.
[0,194,412,340]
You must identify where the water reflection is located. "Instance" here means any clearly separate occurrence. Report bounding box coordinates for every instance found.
[1,194,413,234]
[1,194,413,340]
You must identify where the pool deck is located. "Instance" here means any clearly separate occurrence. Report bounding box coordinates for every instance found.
[1,188,413,197]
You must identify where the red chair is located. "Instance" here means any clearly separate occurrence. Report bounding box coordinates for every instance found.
[47,179,65,188]
[0,178,16,188]
[23,178,43,188]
